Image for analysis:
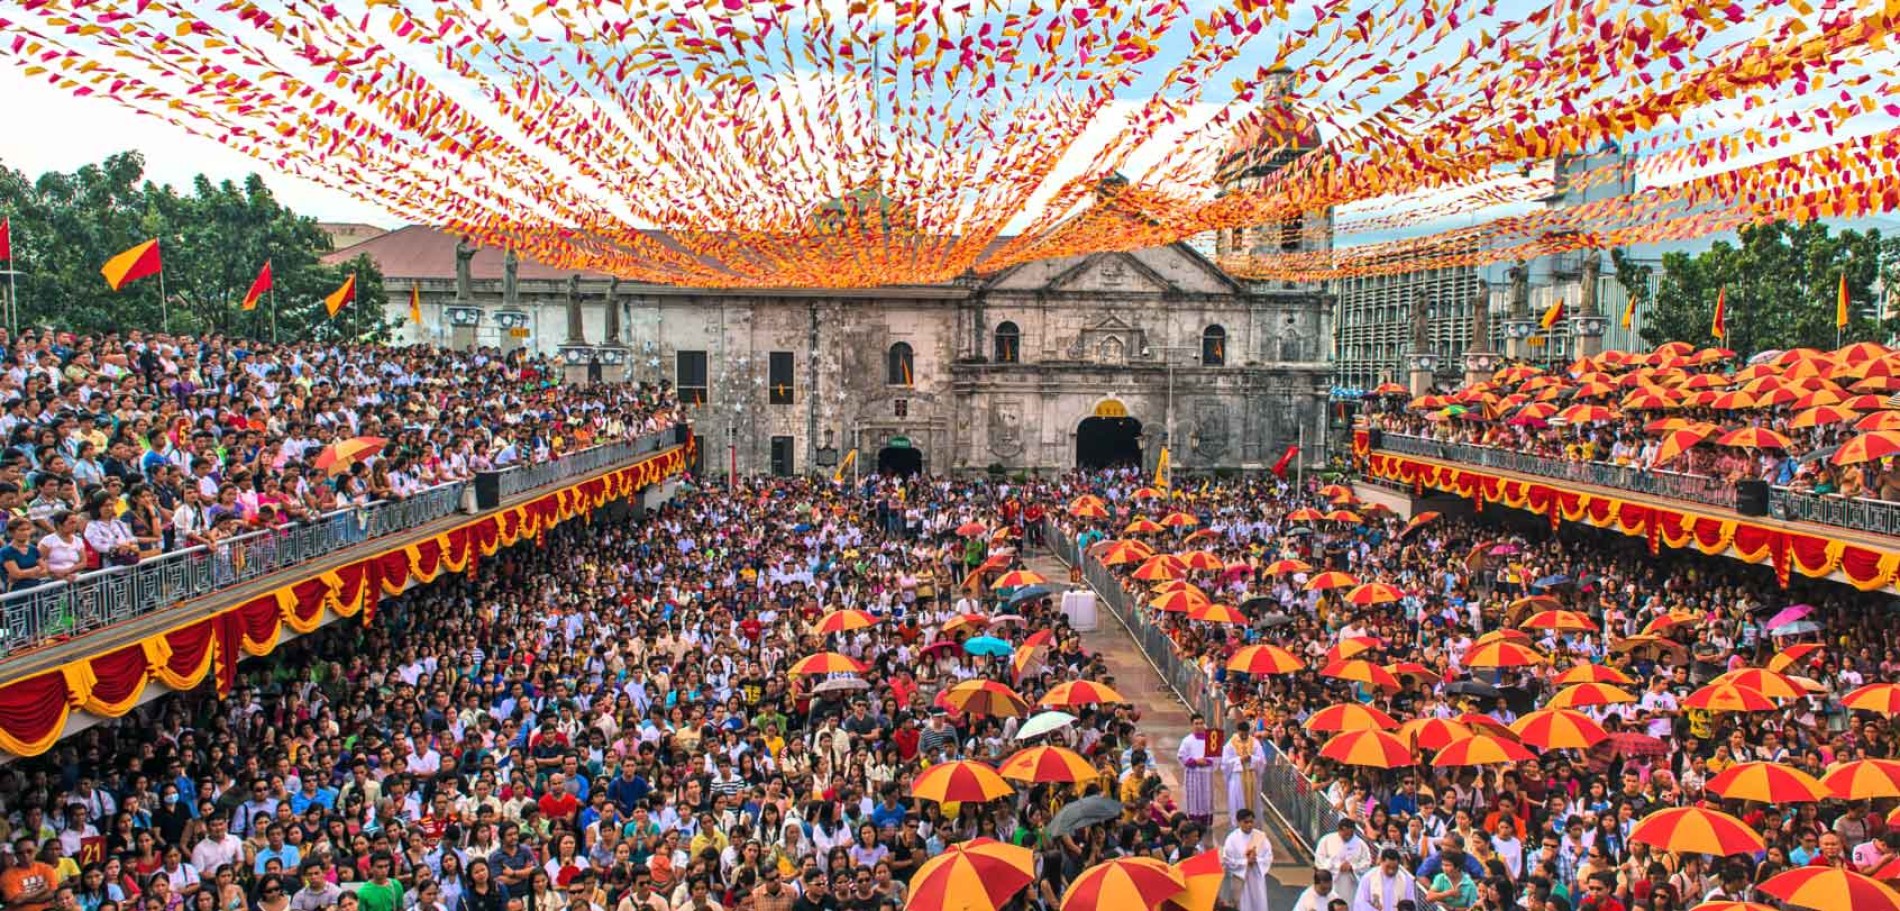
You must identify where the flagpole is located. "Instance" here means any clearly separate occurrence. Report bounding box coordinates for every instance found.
[270,283,278,344]
[159,265,170,334]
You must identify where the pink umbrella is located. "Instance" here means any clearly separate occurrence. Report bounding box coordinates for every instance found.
[1489,544,1522,556]
[1766,604,1815,630]
[920,640,960,657]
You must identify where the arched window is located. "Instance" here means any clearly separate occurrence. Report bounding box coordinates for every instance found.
[1202,325,1227,366]
[993,321,1021,364]
[888,342,914,386]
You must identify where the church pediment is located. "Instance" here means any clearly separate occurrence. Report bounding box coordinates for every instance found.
[979,244,1242,297]
[1047,253,1177,294]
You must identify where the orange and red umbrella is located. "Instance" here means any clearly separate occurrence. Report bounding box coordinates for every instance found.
[1286,508,1326,522]
[943,613,993,634]
[1261,558,1312,575]
[1545,683,1637,708]
[1767,643,1825,673]
[815,609,880,635]
[1060,857,1185,911]
[1323,509,1362,524]
[315,436,388,475]
[1345,582,1405,606]
[956,521,991,537]
[1174,550,1225,571]
[1124,518,1165,535]
[1553,663,1634,686]
[1757,867,1900,911]
[1397,717,1473,751]
[1226,645,1305,676]
[1303,703,1400,733]
[1132,555,1187,582]
[1683,683,1778,713]
[1717,427,1791,449]
[907,838,1036,911]
[1320,659,1400,690]
[1187,603,1246,624]
[1131,486,1166,500]
[1713,668,1809,699]
[1160,512,1199,528]
[1844,683,1900,715]
[1706,762,1830,804]
[1463,639,1546,668]
[1510,708,1608,750]
[1653,426,1718,465]
[1304,571,1359,592]
[1319,729,1417,769]
[998,747,1098,784]
[1096,540,1154,565]
[1824,759,1900,800]
[1329,636,1381,660]
[1038,680,1127,708]
[789,652,868,676]
[1151,589,1210,613]
[911,760,1014,803]
[1835,430,1900,465]
[1628,806,1765,855]
[1521,609,1598,632]
[1161,850,1223,911]
[993,570,1047,589]
[1433,734,1535,767]
[942,680,1030,717]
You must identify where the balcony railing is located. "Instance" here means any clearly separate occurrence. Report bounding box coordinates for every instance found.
[1770,488,1900,537]
[1375,432,1737,510]
[0,424,686,657]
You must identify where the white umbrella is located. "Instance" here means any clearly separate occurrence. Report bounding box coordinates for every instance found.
[1015,710,1078,741]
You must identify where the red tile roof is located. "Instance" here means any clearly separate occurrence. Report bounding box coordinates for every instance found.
[322,225,609,281]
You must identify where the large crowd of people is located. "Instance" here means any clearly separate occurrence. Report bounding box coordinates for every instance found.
[1048,467,1900,911]
[1362,341,1900,502]
[0,329,677,595]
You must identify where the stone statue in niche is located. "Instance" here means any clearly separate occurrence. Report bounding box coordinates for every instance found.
[502,248,520,306]
[1579,247,1602,317]
[605,276,623,343]
[1409,291,1431,353]
[1468,281,1491,353]
[565,274,585,343]
[1508,260,1529,317]
[987,398,1025,458]
[454,237,476,302]
[1193,401,1229,459]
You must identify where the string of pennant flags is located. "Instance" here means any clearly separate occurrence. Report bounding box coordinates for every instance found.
[1,0,1897,288]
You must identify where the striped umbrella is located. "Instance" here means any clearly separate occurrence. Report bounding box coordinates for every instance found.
[1319,729,1417,769]
[1628,807,1765,855]
[314,435,388,476]
[1463,639,1546,668]
[1456,713,1521,741]
[1096,540,1154,565]
[1060,858,1185,911]
[1317,483,1352,498]
[1304,571,1360,592]
[1286,507,1326,522]
[1684,683,1779,713]
[1038,680,1127,708]
[1520,609,1599,632]
[1718,427,1791,449]
[993,570,1047,589]
[1320,659,1400,690]
[1160,850,1223,911]
[1433,734,1536,767]
[1159,511,1199,528]
[1707,762,1831,804]
[1226,645,1306,676]
[1385,662,1440,686]
[789,652,868,676]
[1302,703,1400,733]
[911,761,1015,804]
[1844,683,1900,715]
[1653,426,1718,465]
[1835,430,1900,465]
[1186,603,1246,624]
[1791,404,1861,428]
[943,614,992,634]
[1151,580,1208,599]
[1131,487,1166,500]
[1174,550,1225,571]
[1397,717,1473,752]
[1345,582,1405,606]
[1767,643,1825,674]
[942,680,1031,718]
[1262,558,1313,575]
[906,838,1035,911]
[1124,518,1166,535]
[1132,555,1187,582]
[1545,683,1637,709]
[1323,509,1362,524]
[1553,664,1634,686]
[1758,867,1900,911]
[998,747,1099,784]
[1151,589,1210,613]
[1824,759,1900,800]
[1510,708,1608,750]
[815,610,881,635]
[956,522,991,537]
[1713,668,1809,699]
[1329,636,1381,660]
[1476,628,1532,645]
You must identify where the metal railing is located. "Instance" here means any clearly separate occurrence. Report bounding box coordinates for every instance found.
[1375,433,1738,509]
[1770,487,1900,537]
[1046,517,1340,852]
[0,424,685,657]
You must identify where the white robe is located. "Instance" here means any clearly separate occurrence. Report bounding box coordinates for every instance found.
[1312,832,1373,904]
[1177,732,1216,819]
[1222,735,1269,826]
[1350,868,1416,911]
[1290,885,1338,911]
[1221,826,1273,911]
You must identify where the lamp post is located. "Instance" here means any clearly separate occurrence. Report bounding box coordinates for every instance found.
[1147,343,1201,483]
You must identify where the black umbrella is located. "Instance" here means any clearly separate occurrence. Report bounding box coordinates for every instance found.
[1239,596,1277,613]
[1259,612,1295,629]
[1006,584,1058,605]
[1050,796,1124,838]
[1445,680,1502,699]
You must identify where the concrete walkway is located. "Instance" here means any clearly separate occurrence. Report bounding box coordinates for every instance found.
[1020,548,1314,906]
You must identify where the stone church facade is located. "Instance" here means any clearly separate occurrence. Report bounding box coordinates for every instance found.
[330,227,1331,476]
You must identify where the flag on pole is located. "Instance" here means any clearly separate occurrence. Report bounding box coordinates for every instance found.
[100,239,162,291]
[324,273,356,318]
[1538,297,1565,330]
[831,448,858,483]
[1271,443,1299,478]
[1621,293,1637,331]
[240,260,272,311]
[0,217,11,263]
[1838,272,1851,329]
[1154,447,1170,489]
[1711,287,1727,340]
[408,282,422,324]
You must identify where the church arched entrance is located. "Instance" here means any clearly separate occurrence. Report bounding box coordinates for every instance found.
[1076,416,1143,470]
[876,439,924,477]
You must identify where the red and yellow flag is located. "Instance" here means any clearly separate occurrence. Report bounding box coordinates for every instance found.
[1621,293,1637,331]
[240,260,272,311]
[1838,272,1851,330]
[101,239,162,291]
[0,217,11,263]
[324,273,356,318]
[1711,287,1727,340]
[408,282,422,324]
[1539,297,1565,330]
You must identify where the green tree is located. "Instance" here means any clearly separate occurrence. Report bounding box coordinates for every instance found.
[0,153,388,340]
[1629,220,1894,356]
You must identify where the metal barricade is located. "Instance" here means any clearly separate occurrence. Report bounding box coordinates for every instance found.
[0,425,684,656]
[1770,487,1900,537]
[1377,433,1738,509]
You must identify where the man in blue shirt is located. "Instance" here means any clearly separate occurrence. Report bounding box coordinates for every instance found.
[605,761,649,814]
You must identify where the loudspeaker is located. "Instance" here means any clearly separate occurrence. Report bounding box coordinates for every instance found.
[1735,480,1769,517]
[473,471,503,511]
[1367,428,1384,448]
